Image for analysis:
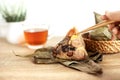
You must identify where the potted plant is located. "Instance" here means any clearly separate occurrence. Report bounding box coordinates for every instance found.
[0,0,27,44]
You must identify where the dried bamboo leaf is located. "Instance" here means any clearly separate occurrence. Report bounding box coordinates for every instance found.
[89,12,112,40]
[103,27,112,39]
[94,12,103,23]
[88,51,102,63]
[33,58,57,64]
[60,59,102,74]
[34,47,53,59]
[32,47,103,74]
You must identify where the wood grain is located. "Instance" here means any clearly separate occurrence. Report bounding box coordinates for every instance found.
[0,37,120,80]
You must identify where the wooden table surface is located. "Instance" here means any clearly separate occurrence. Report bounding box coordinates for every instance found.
[0,37,120,80]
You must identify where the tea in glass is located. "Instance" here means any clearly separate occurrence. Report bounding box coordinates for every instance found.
[24,28,48,49]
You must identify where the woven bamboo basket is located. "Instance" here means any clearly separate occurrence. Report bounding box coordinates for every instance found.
[82,33,120,54]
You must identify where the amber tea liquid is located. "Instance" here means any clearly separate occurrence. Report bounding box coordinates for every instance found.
[24,28,48,45]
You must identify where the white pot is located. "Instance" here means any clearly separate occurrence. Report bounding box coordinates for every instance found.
[6,22,25,44]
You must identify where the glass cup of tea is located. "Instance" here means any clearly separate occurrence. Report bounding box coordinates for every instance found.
[23,24,49,49]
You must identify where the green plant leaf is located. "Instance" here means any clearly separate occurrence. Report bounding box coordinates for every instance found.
[0,1,26,22]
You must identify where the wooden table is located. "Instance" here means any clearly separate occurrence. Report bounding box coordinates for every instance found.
[0,37,120,80]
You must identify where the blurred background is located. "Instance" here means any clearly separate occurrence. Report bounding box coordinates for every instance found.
[0,0,120,44]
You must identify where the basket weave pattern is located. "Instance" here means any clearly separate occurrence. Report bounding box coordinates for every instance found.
[84,38,120,53]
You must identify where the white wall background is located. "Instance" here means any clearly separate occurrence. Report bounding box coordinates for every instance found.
[25,0,120,36]
[1,0,120,37]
